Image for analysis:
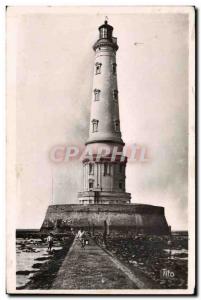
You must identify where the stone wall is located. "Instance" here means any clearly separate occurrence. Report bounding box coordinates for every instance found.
[41,204,169,235]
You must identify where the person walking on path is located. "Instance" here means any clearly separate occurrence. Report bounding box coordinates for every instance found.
[76,228,87,249]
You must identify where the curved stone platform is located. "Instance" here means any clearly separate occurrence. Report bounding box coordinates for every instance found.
[41,204,169,235]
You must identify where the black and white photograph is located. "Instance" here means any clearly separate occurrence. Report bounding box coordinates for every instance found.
[6,6,195,295]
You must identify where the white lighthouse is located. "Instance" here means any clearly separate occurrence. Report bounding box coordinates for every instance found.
[78,20,131,205]
[42,19,169,235]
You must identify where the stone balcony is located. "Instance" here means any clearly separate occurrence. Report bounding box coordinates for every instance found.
[78,190,131,205]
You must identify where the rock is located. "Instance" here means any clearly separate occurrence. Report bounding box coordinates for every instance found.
[32,263,43,269]
[34,257,50,261]
[16,270,37,275]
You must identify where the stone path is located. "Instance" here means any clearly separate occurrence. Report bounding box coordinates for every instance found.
[51,238,140,290]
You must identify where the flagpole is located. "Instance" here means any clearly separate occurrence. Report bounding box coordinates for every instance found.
[52,167,53,205]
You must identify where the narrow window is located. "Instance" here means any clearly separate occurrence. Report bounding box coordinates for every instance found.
[104,163,107,176]
[89,163,94,175]
[89,180,94,190]
[92,119,99,132]
[104,163,110,176]
[113,90,118,101]
[95,62,102,75]
[94,89,100,101]
[101,28,107,38]
[112,63,117,75]
[119,164,123,173]
[114,120,120,132]
[119,182,122,189]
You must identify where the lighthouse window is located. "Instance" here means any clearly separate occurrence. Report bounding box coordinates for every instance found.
[94,89,100,101]
[89,180,94,190]
[101,28,108,39]
[113,90,118,101]
[114,120,120,132]
[89,163,94,175]
[95,62,102,75]
[92,119,99,132]
[112,63,117,75]
[104,163,110,176]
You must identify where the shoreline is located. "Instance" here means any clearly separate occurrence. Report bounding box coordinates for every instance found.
[17,237,74,290]
[16,232,188,290]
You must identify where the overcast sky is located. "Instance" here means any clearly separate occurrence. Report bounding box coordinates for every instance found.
[10,7,189,230]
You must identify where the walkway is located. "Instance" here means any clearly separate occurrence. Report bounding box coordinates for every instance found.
[51,238,151,290]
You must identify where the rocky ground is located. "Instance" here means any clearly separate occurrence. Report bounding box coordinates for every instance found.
[16,235,74,289]
[100,233,188,289]
[16,232,188,290]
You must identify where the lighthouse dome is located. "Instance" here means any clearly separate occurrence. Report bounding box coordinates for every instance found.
[93,20,118,51]
[98,20,113,40]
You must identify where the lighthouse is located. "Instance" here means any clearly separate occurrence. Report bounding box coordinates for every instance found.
[78,19,131,205]
[41,20,169,235]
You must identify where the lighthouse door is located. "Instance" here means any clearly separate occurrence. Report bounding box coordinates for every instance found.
[94,191,99,204]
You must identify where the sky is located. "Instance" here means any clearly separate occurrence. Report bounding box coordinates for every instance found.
[9,7,189,230]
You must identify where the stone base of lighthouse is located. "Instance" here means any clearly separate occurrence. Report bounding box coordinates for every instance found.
[41,204,170,235]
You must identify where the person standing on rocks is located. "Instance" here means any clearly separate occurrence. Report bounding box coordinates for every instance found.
[47,233,54,253]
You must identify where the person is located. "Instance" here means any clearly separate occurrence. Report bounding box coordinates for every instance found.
[70,227,75,236]
[167,236,172,258]
[76,228,86,248]
[47,233,53,252]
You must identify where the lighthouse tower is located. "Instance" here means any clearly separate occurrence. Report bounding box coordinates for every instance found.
[42,19,169,235]
[78,20,131,205]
